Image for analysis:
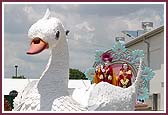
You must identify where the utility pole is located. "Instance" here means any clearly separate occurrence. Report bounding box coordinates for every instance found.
[14,65,18,77]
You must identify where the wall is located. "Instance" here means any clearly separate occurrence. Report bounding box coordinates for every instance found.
[125,31,164,110]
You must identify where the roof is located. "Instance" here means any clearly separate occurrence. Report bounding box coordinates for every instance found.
[125,25,164,47]
[3,79,91,95]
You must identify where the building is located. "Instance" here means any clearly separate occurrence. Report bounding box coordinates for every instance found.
[125,25,165,111]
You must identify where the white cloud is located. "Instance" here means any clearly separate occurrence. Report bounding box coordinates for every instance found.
[22,5,67,25]
[61,4,80,11]
[22,6,42,23]
[76,21,95,32]
[73,21,95,43]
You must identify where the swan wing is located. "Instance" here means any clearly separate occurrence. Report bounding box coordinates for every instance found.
[71,84,96,107]
[52,96,87,111]
[13,80,40,111]
[88,82,136,111]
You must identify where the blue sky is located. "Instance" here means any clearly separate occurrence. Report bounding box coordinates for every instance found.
[3,3,164,79]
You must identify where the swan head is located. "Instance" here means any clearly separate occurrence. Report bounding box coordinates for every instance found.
[27,9,69,55]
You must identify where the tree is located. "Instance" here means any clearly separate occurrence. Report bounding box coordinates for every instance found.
[69,68,88,80]
[12,75,26,79]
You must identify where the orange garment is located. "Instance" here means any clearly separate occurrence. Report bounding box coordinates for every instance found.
[112,72,118,86]
[93,65,118,86]
[93,67,103,84]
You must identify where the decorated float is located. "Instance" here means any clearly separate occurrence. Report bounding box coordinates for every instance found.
[13,9,155,111]
[85,41,155,110]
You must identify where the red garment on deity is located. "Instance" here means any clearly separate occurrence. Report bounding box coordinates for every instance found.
[103,65,113,84]
[118,67,132,88]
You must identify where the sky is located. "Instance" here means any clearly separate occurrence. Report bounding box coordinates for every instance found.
[3,3,164,79]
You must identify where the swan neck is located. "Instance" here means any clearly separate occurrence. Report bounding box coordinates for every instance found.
[37,37,69,94]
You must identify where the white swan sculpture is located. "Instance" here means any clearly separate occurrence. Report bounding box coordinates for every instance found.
[13,9,143,111]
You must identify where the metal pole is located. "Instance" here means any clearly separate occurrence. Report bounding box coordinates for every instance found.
[143,38,150,67]
[143,37,150,104]
[15,65,18,77]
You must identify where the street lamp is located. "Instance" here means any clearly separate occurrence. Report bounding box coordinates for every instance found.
[14,65,18,77]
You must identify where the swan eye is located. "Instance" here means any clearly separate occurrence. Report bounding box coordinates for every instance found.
[55,30,60,40]
[66,30,70,36]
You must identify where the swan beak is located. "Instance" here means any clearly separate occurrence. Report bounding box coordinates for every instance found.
[26,38,49,55]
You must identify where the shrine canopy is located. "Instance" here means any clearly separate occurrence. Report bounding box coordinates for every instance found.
[85,41,155,101]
